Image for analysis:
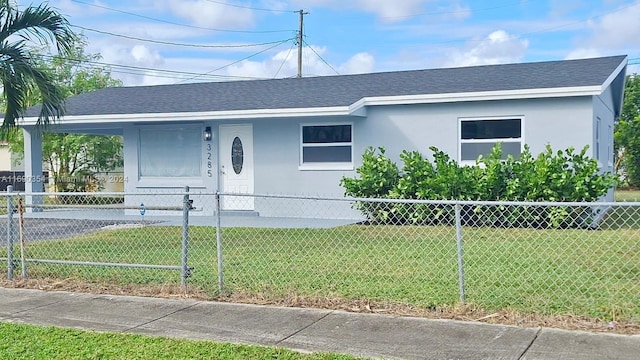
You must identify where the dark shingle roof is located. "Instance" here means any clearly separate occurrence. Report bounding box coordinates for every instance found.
[26,55,627,117]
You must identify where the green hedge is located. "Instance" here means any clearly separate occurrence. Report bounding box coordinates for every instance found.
[340,144,617,228]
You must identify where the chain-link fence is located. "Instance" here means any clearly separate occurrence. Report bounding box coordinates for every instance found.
[1,189,639,322]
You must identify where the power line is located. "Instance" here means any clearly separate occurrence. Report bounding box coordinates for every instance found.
[73,25,295,49]
[273,41,296,78]
[108,68,253,82]
[70,0,292,34]
[303,39,339,76]
[175,38,294,84]
[66,60,261,82]
[38,54,266,82]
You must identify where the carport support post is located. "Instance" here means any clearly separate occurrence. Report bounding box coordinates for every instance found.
[6,185,14,280]
[181,186,190,287]
[23,127,44,212]
[455,203,466,304]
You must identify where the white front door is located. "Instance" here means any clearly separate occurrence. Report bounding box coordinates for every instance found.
[219,124,254,210]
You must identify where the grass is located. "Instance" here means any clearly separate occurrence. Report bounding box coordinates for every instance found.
[5,221,639,323]
[0,322,360,360]
[1,189,638,324]
[615,188,640,202]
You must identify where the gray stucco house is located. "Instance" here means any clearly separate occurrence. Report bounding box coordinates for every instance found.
[21,55,628,216]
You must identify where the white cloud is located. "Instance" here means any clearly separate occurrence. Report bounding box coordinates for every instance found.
[547,0,586,18]
[564,1,640,61]
[288,0,430,21]
[445,3,471,21]
[355,0,428,20]
[226,45,324,78]
[90,40,170,86]
[160,0,255,29]
[339,52,375,74]
[103,21,205,42]
[130,45,163,65]
[47,0,107,17]
[444,30,529,67]
[225,45,375,79]
[565,48,602,60]
[576,2,640,49]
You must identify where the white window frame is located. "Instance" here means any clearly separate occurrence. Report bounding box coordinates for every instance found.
[136,124,205,187]
[458,116,524,164]
[299,122,354,171]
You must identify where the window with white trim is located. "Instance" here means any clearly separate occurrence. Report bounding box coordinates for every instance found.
[300,124,353,168]
[139,126,201,177]
[459,118,522,162]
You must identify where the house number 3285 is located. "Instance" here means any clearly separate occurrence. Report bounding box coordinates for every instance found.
[206,143,213,177]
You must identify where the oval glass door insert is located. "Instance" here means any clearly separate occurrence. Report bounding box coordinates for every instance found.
[231,136,244,174]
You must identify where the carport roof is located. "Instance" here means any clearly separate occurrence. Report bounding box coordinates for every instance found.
[24,55,627,118]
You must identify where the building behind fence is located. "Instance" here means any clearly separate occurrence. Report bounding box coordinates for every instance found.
[2,189,639,322]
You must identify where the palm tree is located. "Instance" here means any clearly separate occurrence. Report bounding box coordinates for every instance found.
[0,0,75,132]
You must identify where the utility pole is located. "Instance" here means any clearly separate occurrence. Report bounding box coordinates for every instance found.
[297,9,309,78]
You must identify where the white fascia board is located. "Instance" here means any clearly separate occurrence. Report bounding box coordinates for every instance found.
[348,86,603,114]
[20,82,615,126]
[600,56,628,92]
[19,106,352,126]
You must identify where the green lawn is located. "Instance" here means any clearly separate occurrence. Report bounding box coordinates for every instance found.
[0,322,360,360]
[6,221,639,322]
[615,189,640,202]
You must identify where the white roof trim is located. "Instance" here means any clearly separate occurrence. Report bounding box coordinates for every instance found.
[348,85,604,114]
[19,83,615,126]
[600,56,628,91]
[19,106,353,126]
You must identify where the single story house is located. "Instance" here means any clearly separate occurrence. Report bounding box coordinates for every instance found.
[20,55,627,216]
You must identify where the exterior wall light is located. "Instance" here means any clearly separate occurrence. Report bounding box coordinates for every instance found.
[204,126,212,141]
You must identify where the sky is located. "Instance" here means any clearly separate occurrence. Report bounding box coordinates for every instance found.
[15,0,640,86]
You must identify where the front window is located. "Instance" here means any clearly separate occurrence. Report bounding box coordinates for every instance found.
[300,124,353,169]
[139,126,201,177]
[459,118,522,162]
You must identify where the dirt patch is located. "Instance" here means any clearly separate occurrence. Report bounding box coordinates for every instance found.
[1,279,639,335]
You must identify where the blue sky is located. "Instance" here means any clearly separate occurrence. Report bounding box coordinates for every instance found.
[17,0,640,86]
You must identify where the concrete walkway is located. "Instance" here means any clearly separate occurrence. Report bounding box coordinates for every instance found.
[0,288,638,359]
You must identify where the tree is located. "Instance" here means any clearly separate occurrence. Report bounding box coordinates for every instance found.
[0,1,75,132]
[614,74,640,187]
[7,36,124,192]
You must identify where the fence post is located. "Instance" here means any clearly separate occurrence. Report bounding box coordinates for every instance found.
[215,191,224,293]
[6,185,14,280]
[18,197,27,279]
[181,186,190,287]
[455,203,466,304]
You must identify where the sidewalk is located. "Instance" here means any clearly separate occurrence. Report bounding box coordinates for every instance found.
[0,288,638,359]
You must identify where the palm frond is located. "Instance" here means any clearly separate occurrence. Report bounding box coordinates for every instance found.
[0,2,75,133]
[0,42,32,128]
[0,3,74,55]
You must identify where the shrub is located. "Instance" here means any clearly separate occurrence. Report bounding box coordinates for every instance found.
[340,147,399,198]
[340,147,399,223]
[342,144,617,228]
